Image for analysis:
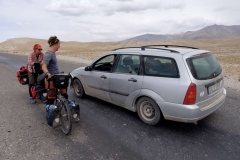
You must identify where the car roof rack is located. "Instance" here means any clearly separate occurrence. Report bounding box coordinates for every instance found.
[112,47,142,51]
[112,47,179,53]
[141,45,199,49]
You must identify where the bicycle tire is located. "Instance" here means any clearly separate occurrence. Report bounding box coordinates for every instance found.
[59,100,72,135]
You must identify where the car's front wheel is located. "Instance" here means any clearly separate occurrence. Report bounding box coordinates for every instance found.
[73,79,85,98]
[137,97,163,125]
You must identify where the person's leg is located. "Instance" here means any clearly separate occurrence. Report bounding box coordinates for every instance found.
[36,84,43,101]
[28,84,33,97]
[60,88,68,99]
[28,72,36,103]
[45,79,57,104]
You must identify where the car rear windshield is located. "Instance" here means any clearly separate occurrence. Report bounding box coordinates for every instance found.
[186,53,222,80]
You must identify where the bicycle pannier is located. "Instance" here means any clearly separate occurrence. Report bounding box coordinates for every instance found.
[45,79,57,99]
[17,66,29,85]
[52,74,69,89]
[68,100,80,123]
[30,86,37,99]
[46,104,61,128]
[32,63,43,74]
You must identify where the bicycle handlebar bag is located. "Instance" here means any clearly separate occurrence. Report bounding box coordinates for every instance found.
[52,74,70,89]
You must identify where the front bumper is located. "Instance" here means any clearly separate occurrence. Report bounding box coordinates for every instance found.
[69,73,74,88]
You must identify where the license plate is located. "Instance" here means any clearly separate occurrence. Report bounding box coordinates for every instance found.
[208,81,220,94]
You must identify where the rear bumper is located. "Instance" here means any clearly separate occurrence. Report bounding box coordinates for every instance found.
[157,88,226,123]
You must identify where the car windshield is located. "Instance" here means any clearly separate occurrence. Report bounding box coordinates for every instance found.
[186,53,222,80]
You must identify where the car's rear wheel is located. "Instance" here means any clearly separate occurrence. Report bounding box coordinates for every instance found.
[137,97,163,125]
[73,79,85,98]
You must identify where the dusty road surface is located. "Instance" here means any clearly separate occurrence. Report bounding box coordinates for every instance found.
[0,52,239,160]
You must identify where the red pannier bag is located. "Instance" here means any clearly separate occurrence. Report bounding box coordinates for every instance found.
[44,79,57,99]
[30,86,37,99]
[17,66,29,85]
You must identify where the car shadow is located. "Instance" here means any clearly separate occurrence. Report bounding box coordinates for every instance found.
[68,89,239,143]
[75,94,217,133]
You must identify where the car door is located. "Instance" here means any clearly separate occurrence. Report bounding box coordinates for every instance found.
[109,54,143,107]
[83,54,116,101]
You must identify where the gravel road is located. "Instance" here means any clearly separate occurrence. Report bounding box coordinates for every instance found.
[0,52,239,160]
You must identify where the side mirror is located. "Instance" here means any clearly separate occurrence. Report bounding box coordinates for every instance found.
[85,66,92,71]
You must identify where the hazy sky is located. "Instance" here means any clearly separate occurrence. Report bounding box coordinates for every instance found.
[0,0,239,42]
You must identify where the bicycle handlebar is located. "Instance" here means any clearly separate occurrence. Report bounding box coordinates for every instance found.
[45,72,71,80]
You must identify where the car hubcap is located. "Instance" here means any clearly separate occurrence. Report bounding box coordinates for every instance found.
[140,101,155,121]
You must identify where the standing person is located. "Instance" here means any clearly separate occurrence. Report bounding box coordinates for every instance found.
[28,44,44,103]
[42,36,68,104]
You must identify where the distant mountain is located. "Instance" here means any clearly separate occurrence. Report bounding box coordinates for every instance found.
[126,24,240,41]
[126,34,175,41]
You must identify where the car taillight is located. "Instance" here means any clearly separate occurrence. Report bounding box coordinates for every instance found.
[200,53,209,56]
[183,83,196,105]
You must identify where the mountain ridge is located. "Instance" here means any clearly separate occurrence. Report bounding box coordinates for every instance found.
[126,24,240,41]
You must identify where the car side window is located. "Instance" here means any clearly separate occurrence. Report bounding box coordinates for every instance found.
[143,56,179,78]
[92,55,116,72]
[115,55,140,75]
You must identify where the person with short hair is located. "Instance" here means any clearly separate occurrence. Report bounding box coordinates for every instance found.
[28,44,44,103]
[42,36,68,104]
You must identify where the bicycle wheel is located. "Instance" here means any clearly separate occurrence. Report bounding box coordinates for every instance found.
[59,100,72,135]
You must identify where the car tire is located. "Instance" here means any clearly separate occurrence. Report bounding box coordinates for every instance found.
[73,79,85,98]
[137,97,163,125]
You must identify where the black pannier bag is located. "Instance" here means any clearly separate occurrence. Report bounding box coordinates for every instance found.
[32,63,43,75]
[52,74,70,89]
[20,72,29,85]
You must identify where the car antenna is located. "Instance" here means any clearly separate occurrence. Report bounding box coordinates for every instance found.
[122,37,132,48]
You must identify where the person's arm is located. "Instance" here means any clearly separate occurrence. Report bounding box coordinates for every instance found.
[42,63,48,73]
[37,53,44,63]
[28,53,34,65]
[41,52,52,78]
[42,63,51,79]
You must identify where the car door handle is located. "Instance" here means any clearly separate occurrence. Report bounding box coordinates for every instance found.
[100,75,107,79]
[128,78,137,82]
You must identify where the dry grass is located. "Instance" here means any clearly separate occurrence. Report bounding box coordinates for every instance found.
[0,37,240,78]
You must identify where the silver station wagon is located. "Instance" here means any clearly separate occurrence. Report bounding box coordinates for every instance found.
[70,45,226,125]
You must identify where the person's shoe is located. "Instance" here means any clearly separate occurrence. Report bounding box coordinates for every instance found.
[29,97,36,104]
